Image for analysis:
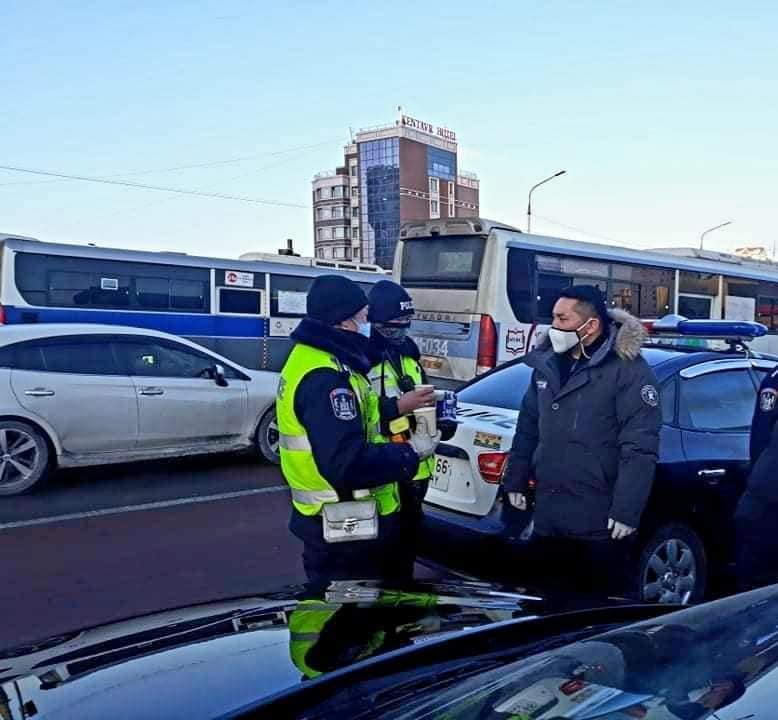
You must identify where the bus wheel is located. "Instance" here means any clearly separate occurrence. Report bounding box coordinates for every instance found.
[0,420,51,496]
[255,408,280,465]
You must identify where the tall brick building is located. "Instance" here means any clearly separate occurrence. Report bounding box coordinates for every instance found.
[312,115,480,268]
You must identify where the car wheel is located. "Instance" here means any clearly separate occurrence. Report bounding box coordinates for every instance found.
[255,408,280,465]
[637,524,707,605]
[0,420,51,496]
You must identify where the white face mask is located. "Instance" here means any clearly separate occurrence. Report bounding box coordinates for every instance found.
[548,319,594,354]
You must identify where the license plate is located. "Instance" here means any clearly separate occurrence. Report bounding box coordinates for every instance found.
[430,456,452,492]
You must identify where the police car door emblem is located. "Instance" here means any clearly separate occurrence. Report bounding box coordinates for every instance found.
[330,388,358,420]
[760,388,778,412]
[641,385,659,407]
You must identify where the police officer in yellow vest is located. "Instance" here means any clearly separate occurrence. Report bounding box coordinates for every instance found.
[278,275,439,583]
[367,280,457,578]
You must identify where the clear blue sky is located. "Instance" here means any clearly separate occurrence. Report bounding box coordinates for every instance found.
[2,1,776,259]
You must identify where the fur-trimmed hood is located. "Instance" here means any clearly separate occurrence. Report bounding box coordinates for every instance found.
[534,307,646,362]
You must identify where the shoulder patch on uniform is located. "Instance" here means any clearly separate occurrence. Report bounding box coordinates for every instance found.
[760,388,778,412]
[330,388,358,420]
[641,384,659,407]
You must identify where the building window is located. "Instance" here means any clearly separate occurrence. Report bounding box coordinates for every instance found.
[358,136,400,268]
[331,186,344,199]
[427,147,456,181]
[350,163,358,177]
[351,186,358,198]
[429,177,439,194]
[317,228,324,242]
[448,181,455,217]
[334,227,348,240]
[430,199,440,219]
[316,207,324,220]
[352,206,359,218]
[352,228,359,241]
[331,206,344,220]
[315,188,322,200]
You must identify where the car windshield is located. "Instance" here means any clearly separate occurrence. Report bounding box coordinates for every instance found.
[306,586,778,720]
[458,362,534,410]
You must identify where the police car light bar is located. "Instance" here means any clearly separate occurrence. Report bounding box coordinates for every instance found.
[649,314,768,339]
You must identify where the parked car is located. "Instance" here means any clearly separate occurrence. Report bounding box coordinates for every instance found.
[6,578,775,719]
[423,327,778,604]
[0,324,280,495]
[0,578,558,719]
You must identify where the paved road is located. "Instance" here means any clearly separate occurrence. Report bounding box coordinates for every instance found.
[0,455,450,650]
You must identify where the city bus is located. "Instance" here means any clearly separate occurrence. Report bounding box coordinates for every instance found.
[393,217,778,386]
[0,234,385,372]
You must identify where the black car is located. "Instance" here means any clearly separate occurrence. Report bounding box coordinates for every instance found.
[9,581,771,719]
[422,341,777,604]
[0,578,594,719]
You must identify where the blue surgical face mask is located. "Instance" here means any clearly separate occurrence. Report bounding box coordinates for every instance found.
[357,321,372,338]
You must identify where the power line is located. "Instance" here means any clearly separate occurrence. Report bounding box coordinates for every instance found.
[0,137,347,187]
[532,213,625,246]
[0,164,310,209]
[95,143,321,222]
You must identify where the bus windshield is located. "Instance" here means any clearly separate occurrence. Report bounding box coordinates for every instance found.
[401,235,486,289]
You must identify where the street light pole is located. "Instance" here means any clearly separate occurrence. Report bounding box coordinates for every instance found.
[699,221,733,250]
[527,170,566,234]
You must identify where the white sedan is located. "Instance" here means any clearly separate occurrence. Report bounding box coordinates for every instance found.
[0,324,280,495]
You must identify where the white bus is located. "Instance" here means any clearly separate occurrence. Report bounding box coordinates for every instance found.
[393,218,778,386]
[0,234,385,372]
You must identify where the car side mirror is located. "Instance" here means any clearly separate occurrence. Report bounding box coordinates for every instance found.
[213,364,228,387]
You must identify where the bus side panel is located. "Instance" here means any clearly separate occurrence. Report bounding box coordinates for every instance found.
[496,322,543,363]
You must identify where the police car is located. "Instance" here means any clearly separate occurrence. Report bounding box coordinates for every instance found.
[423,317,778,604]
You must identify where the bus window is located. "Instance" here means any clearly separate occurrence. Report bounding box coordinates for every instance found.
[757,297,778,331]
[218,288,263,315]
[678,295,713,319]
[610,262,674,317]
[48,271,92,306]
[49,271,130,308]
[400,236,486,289]
[171,280,207,311]
[136,277,170,309]
[506,248,534,323]
[536,273,572,321]
[270,275,314,317]
[680,271,718,296]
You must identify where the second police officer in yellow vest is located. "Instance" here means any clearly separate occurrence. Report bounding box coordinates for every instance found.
[277,275,441,584]
[367,280,458,578]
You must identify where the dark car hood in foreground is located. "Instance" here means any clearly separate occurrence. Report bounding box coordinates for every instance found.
[0,578,564,720]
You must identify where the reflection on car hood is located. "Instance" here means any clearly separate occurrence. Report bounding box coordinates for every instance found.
[0,578,549,720]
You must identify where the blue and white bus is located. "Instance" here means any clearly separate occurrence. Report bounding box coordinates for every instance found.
[0,234,386,371]
[394,218,778,386]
